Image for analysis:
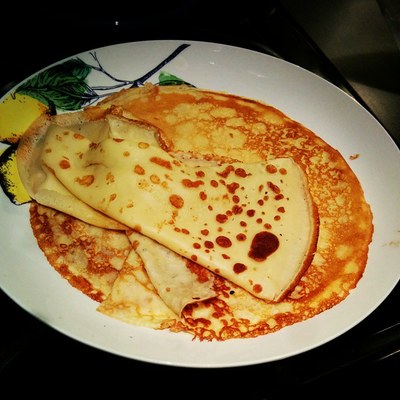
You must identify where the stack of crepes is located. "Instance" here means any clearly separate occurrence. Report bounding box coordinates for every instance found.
[16,84,373,340]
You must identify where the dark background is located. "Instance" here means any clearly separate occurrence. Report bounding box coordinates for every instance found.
[1,0,399,396]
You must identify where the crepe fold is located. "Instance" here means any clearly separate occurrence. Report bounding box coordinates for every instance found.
[18,107,318,302]
[97,234,217,328]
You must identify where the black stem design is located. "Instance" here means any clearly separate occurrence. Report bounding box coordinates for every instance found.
[129,43,191,88]
[88,52,132,85]
[91,82,131,91]
[87,43,191,89]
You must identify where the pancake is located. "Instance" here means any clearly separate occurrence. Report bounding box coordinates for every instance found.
[97,231,217,329]
[31,202,218,329]
[30,202,130,302]
[20,84,373,340]
[99,84,373,301]
[36,113,318,302]
[16,106,165,230]
[127,230,217,315]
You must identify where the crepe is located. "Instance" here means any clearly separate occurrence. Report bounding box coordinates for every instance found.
[16,106,164,230]
[30,202,129,302]
[31,202,217,328]
[127,230,216,315]
[18,84,373,341]
[19,106,318,302]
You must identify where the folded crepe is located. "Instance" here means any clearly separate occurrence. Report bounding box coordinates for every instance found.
[16,106,166,230]
[31,201,217,329]
[18,107,318,302]
[127,230,216,315]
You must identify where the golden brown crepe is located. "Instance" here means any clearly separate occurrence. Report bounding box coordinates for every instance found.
[29,202,129,302]
[19,84,373,341]
[31,202,218,329]
[33,114,317,302]
[99,84,373,296]
[127,230,216,315]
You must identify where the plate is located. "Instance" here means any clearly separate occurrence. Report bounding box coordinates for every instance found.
[1,40,399,368]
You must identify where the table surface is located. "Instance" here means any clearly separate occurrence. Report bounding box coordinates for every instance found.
[281,0,400,145]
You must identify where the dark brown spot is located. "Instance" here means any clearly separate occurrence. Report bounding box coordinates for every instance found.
[204,241,214,249]
[266,164,277,173]
[267,181,281,194]
[150,156,172,169]
[253,284,263,293]
[217,165,235,178]
[134,165,145,175]
[233,263,247,273]
[236,233,246,241]
[169,194,184,208]
[227,182,240,194]
[59,159,70,169]
[232,205,243,215]
[216,214,228,223]
[235,167,249,177]
[216,236,232,248]
[182,179,204,188]
[248,231,279,261]
[75,175,94,186]
[210,180,219,187]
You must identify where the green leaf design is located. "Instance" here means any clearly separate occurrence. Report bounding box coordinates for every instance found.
[158,71,194,87]
[15,58,95,112]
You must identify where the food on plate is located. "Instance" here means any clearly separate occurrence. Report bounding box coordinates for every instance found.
[17,84,373,340]
[98,230,217,329]
[17,108,143,230]
[29,202,129,302]
[25,108,318,302]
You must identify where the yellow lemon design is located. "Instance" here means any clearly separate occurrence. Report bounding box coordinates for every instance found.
[0,147,30,204]
[0,92,48,203]
[0,92,48,143]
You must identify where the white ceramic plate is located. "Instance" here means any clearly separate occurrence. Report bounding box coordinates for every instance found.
[1,40,399,368]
